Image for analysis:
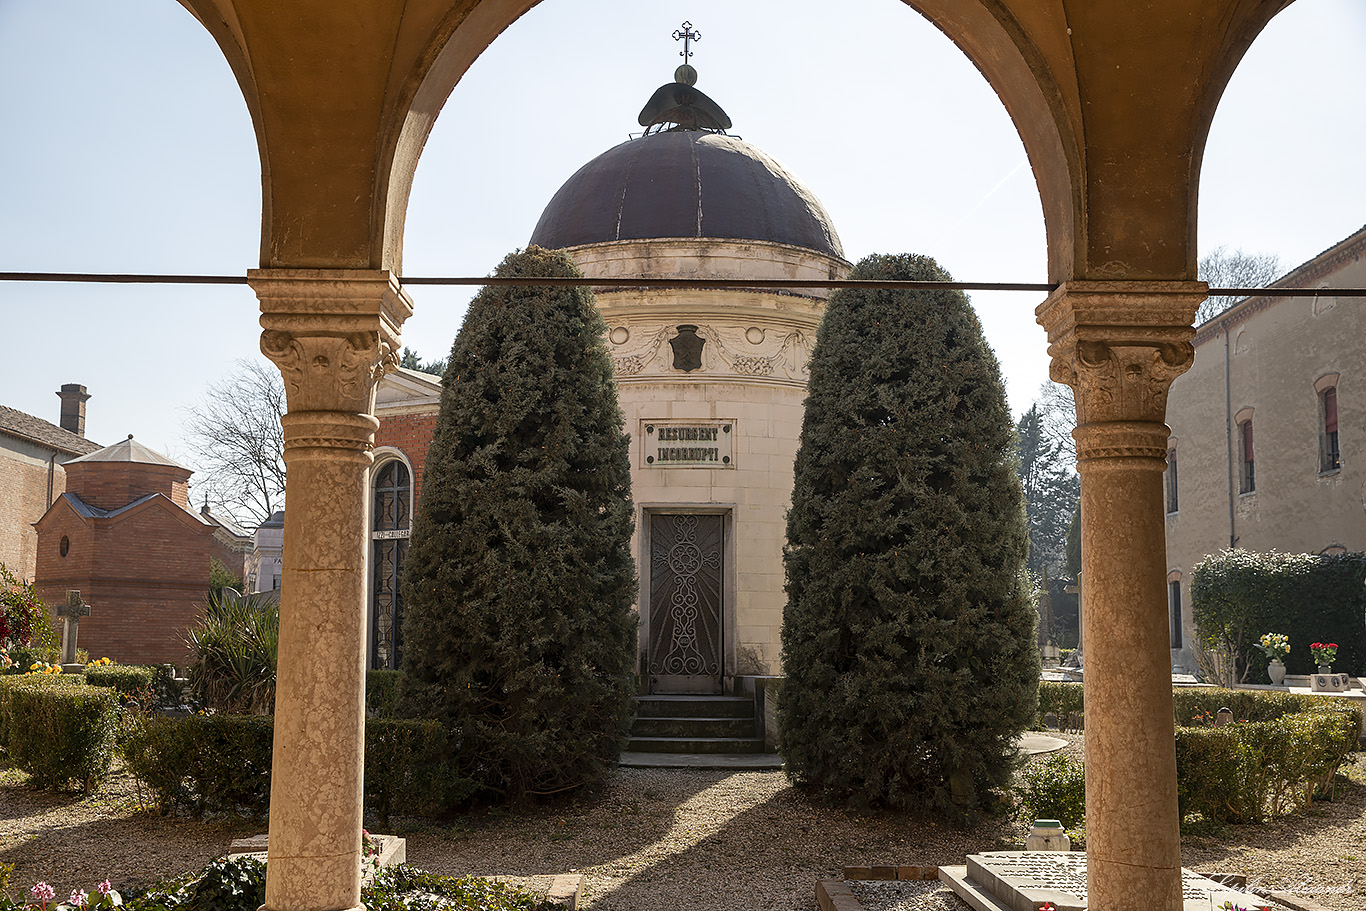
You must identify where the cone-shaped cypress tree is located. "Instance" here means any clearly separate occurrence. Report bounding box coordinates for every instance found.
[396,247,637,805]
[778,253,1037,815]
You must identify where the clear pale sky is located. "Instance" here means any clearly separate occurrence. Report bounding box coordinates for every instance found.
[2,0,1363,498]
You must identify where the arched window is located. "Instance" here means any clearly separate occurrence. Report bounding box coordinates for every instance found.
[1235,408,1255,494]
[1165,439,1178,514]
[1316,374,1341,473]
[371,458,412,670]
[1167,571,1183,650]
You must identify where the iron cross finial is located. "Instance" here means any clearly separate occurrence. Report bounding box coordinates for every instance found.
[673,21,700,61]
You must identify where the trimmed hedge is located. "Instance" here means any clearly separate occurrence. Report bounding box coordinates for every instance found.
[0,672,81,751]
[121,713,274,816]
[1192,549,1366,677]
[121,714,471,820]
[1036,681,1084,726]
[1031,685,1361,825]
[365,719,473,824]
[84,664,157,701]
[367,670,400,718]
[3,679,118,790]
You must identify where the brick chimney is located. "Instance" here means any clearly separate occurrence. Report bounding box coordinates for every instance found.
[57,384,91,437]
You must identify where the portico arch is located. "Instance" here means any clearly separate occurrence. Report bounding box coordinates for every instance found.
[167,3,1300,911]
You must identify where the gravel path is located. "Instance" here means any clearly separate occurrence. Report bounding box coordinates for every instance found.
[1,741,1361,911]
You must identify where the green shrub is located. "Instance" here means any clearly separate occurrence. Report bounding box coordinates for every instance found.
[398,248,637,806]
[367,670,400,718]
[187,591,279,715]
[121,714,273,816]
[0,563,59,654]
[5,645,59,675]
[1016,754,1086,829]
[0,672,81,755]
[183,855,266,911]
[5,680,118,790]
[1192,549,1366,679]
[365,719,474,825]
[121,714,474,819]
[779,253,1037,815]
[85,664,157,702]
[1036,681,1084,726]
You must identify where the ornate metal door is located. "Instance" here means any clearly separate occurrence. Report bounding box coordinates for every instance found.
[648,514,724,693]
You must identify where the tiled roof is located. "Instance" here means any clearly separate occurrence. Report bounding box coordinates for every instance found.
[0,405,102,456]
[67,435,190,470]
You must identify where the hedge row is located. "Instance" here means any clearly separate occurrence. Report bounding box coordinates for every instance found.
[120,714,473,824]
[1039,680,1362,729]
[1034,683,1361,825]
[1192,549,1366,677]
[0,675,118,790]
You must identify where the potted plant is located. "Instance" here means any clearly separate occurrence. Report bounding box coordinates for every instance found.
[1310,641,1337,673]
[1257,632,1290,685]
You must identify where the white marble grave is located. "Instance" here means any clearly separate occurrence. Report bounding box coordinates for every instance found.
[939,852,1268,911]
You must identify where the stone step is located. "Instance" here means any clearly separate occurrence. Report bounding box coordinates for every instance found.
[631,715,757,738]
[634,695,755,719]
[626,735,768,754]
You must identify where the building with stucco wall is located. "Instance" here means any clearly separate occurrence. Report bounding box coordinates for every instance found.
[1164,225,1366,669]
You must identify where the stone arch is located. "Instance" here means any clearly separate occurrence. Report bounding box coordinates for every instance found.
[179,0,1290,282]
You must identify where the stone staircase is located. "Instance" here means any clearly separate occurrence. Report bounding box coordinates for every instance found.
[622,694,780,768]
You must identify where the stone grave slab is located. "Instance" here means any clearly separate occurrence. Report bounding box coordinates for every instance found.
[938,852,1266,911]
[228,833,406,885]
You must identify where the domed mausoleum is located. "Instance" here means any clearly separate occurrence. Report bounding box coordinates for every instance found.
[531,61,850,693]
[370,55,849,689]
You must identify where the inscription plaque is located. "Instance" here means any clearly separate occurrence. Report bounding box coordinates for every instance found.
[643,422,734,468]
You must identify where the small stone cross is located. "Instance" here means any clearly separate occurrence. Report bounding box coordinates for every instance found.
[58,590,91,666]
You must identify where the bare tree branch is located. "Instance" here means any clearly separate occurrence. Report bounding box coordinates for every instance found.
[183,358,287,526]
[1197,246,1282,324]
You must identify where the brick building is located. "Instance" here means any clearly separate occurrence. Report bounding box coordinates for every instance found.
[33,435,220,666]
[368,367,443,668]
[0,385,101,581]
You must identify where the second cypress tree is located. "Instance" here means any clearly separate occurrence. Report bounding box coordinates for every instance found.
[397,247,637,805]
[778,253,1037,815]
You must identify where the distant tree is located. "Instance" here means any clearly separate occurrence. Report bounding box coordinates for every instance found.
[209,557,244,602]
[183,359,287,526]
[396,247,637,806]
[1016,404,1080,579]
[399,346,448,377]
[778,253,1038,816]
[1196,246,1282,325]
[1063,503,1081,581]
[1035,381,1076,464]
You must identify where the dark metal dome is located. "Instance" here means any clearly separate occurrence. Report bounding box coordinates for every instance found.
[529,131,844,259]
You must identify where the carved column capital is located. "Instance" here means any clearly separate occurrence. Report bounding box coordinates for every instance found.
[249,268,413,412]
[1036,281,1205,467]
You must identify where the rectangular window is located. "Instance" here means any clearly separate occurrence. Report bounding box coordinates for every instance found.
[1169,580,1183,649]
[1239,420,1255,493]
[1165,449,1178,513]
[1323,387,1340,472]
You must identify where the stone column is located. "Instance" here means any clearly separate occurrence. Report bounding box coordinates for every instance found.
[248,269,412,911]
[1036,281,1204,911]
